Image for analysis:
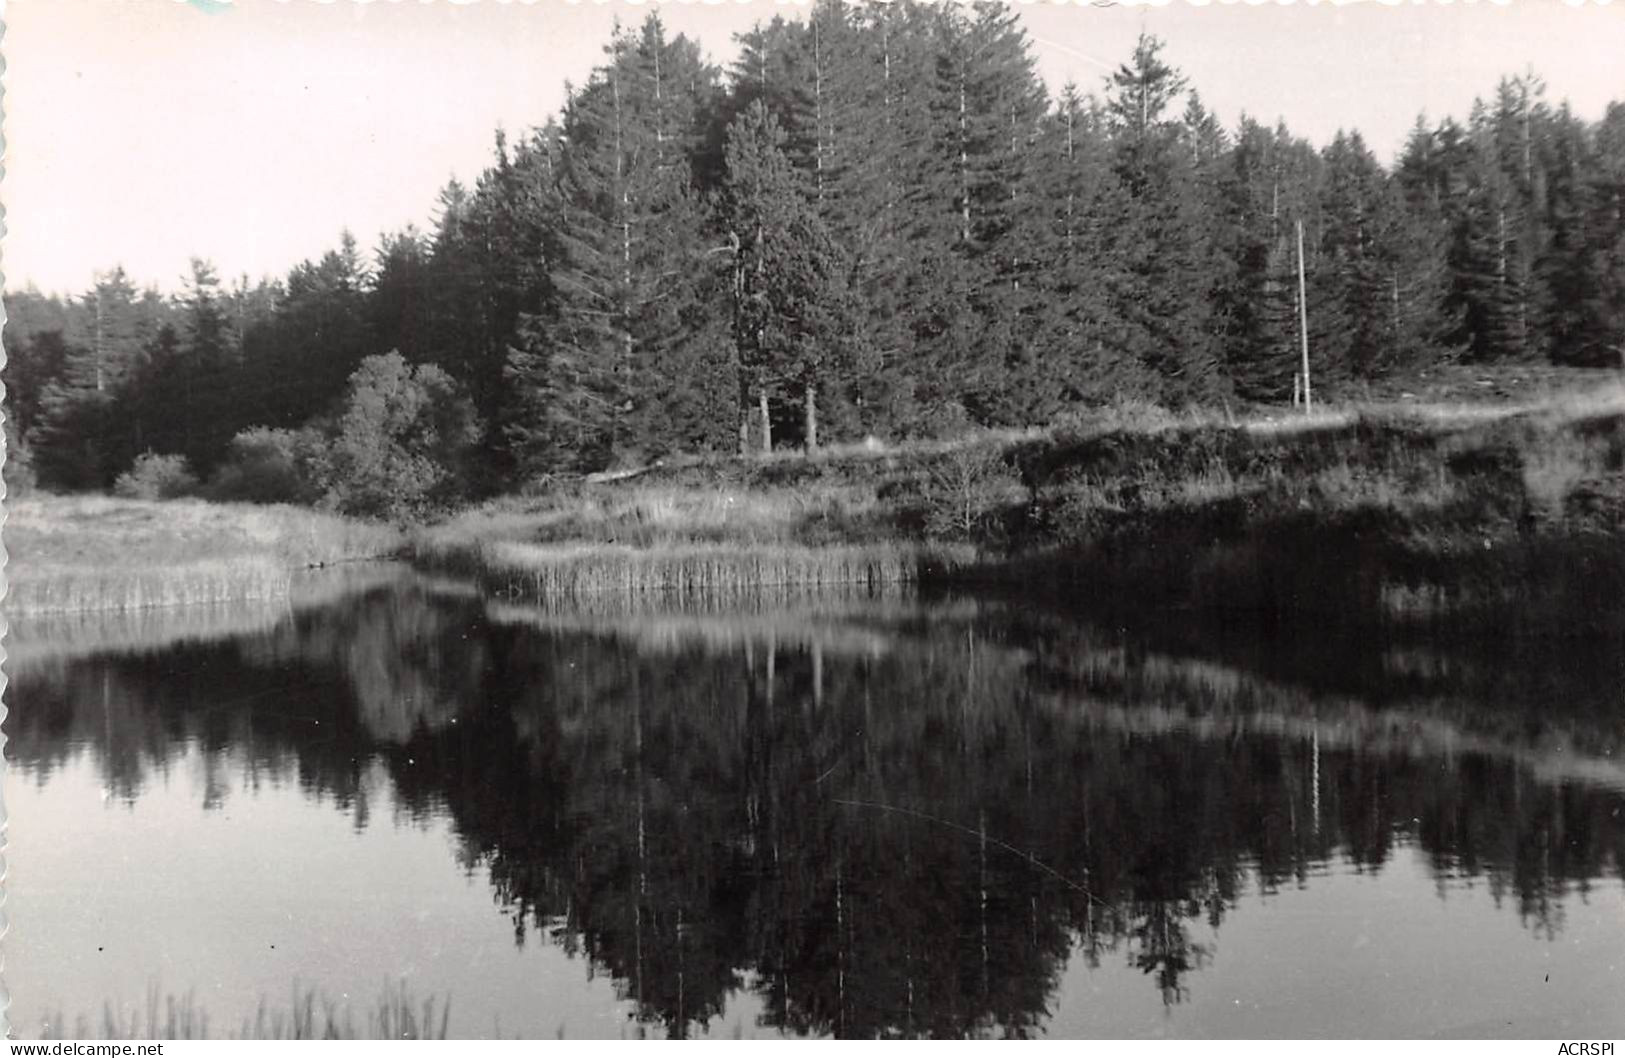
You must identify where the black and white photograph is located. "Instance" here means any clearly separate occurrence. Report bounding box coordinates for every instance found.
[3,0,1624,1042]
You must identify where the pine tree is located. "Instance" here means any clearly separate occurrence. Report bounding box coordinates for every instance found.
[842,0,941,434]
[505,15,723,473]
[1101,34,1225,404]
[1539,103,1623,366]
[1443,100,1538,363]
[1019,85,1155,415]
[1316,131,1396,383]
[1393,117,1468,373]
[34,269,152,488]
[369,226,435,366]
[244,232,375,430]
[66,268,148,397]
[1211,118,1298,401]
[723,101,862,451]
[134,259,241,471]
[1591,103,1625,364]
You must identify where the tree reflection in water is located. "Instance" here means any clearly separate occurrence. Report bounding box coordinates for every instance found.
[9,576,1625,1037]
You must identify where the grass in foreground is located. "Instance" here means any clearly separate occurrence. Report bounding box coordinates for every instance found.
[31,980,449,1041]
[3,495,403,616]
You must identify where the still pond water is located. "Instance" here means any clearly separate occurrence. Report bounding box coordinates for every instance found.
[6,567,1625,1038]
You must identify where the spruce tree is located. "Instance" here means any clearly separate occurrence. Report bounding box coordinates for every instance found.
[34,269,151,488]
[1101,34,1225,405]
[1540,104,1622,366]
[1019,85,1155,415]
[504,15,724,473]
[723,101,862,451]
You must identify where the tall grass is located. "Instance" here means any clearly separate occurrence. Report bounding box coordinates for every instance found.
[473,540,972,601]
[5,564,421,673]
[416,481,887,557]
[411,475,964,601]
[4,495,405,616]
[4,556,293,616]
[32,980,450,1040]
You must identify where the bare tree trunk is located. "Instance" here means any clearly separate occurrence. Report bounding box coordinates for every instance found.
[1010,100,1021,292]
[1297,219,1312,414]
[1497,208,1508,291]
[1496,206,1520,355]
[613,69,633,451]
[882,19,894,219]
[1392,272,1402,343]
[813,13,825,209]
[1064,106,1075,248]
[759,390,773,455]
[804,383,818,452]
[1520,76,1533,187]
[959,70,971,244]
[94,287,105,393]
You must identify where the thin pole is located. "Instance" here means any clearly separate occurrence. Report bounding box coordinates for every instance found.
[1296,218,1312,415]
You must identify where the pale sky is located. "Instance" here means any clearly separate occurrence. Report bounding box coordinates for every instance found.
[4,0,1624,297]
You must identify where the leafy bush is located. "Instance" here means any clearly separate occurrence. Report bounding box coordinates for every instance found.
[315,351,481,520]
[921,445,1024,542]
[207,426,321,504]
[113,451,199,500]
[4,414,38,498]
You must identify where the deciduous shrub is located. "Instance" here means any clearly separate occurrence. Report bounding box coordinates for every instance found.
[921,445,1024,542]
[113,451,199,500]
[315,351,481,520]
[4,415,38,497]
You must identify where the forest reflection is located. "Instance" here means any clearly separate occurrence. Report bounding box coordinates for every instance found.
[9,575,1625,1038]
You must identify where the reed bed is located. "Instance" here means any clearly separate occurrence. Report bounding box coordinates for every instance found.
[5,556,293,616]
[31,980,450,1041]
[5,595,293,674]
[416,480,888,558]
[485,578,948,619]
[473,540,973,601]
[3,564,431,672]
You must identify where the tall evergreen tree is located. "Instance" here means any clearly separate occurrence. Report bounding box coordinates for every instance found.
[1540,103,1624,365]
[504,15,725,473]
[1018,85,1155,416]
[34,269,152,488]
[723,101,862,451]
[1101,34,1225,404]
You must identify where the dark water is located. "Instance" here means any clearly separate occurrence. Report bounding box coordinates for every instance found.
[6,570,1625,1039]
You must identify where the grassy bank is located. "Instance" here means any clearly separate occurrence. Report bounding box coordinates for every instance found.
[3,496,403,616]
[412,476,976,601]
[992,381,1625,632]
[15,369,1621,625]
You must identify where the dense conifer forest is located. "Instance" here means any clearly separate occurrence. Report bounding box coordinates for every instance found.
[6,3,1624,504]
